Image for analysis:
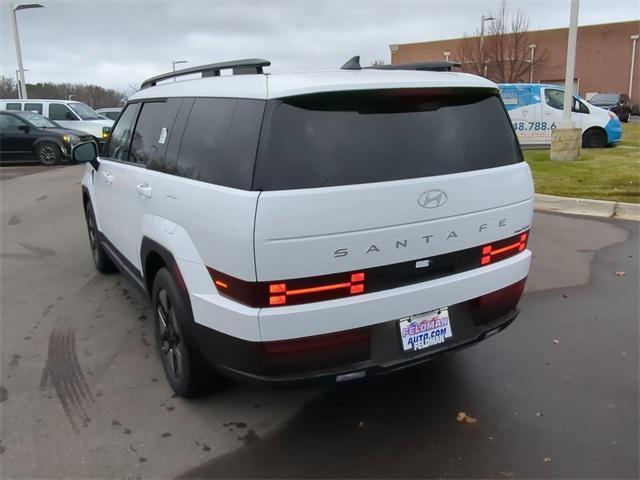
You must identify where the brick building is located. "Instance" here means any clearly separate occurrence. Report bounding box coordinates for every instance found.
[391,20,640,104]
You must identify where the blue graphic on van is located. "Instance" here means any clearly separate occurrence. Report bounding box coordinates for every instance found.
[499,85,542,111]
[604,118,623,144]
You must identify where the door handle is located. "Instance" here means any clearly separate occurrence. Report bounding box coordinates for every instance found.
[136,184,153,198]
[102,171,114,184]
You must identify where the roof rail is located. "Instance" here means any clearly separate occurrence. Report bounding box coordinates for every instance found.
[140,58,270,89]
[365,61,460,72]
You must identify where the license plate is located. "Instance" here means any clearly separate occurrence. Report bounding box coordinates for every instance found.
[398,307,453,352]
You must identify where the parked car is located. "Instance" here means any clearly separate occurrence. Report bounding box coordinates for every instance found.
[0,99,113,146]
[96,107,122,121]
[74,58,533,397]
[0,110,93,165]
[499,83,622,148]
[588,93,632,122]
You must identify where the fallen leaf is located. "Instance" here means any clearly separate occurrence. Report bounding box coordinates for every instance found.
[501,472,515,478]
[465,415,477,424]
[553,339,560,344]
[456,412,466,422]
[358,420,365,428]
[544,457,552,464]
[562,294,569,299]
[615,271,626,277]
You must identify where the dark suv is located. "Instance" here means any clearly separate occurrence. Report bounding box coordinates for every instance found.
[0,110,92,165]
[589,93,632,122]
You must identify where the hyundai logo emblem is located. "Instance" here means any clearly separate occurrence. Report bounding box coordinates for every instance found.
[417,189,448,209]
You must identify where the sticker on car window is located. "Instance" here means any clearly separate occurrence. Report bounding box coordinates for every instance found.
[158,127,167,144]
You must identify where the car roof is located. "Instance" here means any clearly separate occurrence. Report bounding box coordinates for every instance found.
[130,69,497,101]
[0,99,90,105]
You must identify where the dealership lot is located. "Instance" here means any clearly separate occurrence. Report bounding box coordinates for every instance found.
[1,165,638,478]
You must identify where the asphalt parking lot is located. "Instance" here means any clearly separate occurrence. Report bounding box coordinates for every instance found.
[1,164,638,479]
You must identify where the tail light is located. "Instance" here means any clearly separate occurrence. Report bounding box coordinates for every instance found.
[480,232,528,266]
[208,268,366,308]
[208,230,530,309]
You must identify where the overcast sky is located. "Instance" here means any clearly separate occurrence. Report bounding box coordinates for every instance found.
[1,0,638,93]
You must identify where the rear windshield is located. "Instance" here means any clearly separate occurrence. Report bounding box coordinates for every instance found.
[253,88,522,190]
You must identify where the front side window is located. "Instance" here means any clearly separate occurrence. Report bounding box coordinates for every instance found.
[6,103,22,111]
[0,113,27,132]
[573,98,589,114]
[128,99,180,167]
[24,103,43,114]
[49,103,78,121]
[105,103,140,161]
[544,89,588,114]
[254,88,522,191]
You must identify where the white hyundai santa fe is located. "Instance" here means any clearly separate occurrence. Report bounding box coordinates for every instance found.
[73,58,534,397]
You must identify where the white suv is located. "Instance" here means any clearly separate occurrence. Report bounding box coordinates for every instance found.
[73,58,533,397]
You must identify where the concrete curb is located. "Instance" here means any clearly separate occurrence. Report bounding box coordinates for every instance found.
[535,193,640,221]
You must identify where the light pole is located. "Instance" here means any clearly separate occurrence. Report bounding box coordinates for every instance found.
[172,60,188,80]
[480,14,495,77]
[550,0,581,162]
[15,68,28,99]
[629,34,639,98]
[68,94,75,100]
[11,3,44,100]
[528,44,537,83]
[443,51,450,61]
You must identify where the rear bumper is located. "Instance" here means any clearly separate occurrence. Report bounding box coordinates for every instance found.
[192,279,525,385]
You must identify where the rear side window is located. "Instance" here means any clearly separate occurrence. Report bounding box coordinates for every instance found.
[24,103,42,114]
[129,99,181,167]
[253,88,522,190]
[175,98,264,189]
[5,103,22,111]
[105,103,140,161]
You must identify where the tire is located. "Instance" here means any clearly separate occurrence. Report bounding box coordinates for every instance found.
[582,129,607,148]
[152,268,212,397]
[36,142,62,166]
[84,202,117,273]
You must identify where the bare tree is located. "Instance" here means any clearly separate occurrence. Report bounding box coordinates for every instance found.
[0,76,127,108]
[0,76,18,98]
[455,0,548,83]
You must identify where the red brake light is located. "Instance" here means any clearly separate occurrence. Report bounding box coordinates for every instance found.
[268,272,365,306]
[481,231,529,266]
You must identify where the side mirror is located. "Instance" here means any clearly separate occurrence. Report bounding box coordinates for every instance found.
[18,124,30,133]
[72,141,99,170]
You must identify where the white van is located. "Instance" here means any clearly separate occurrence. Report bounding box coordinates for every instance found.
[0,99,113,145]
[72,58,533,397]
[499,83,623,148]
